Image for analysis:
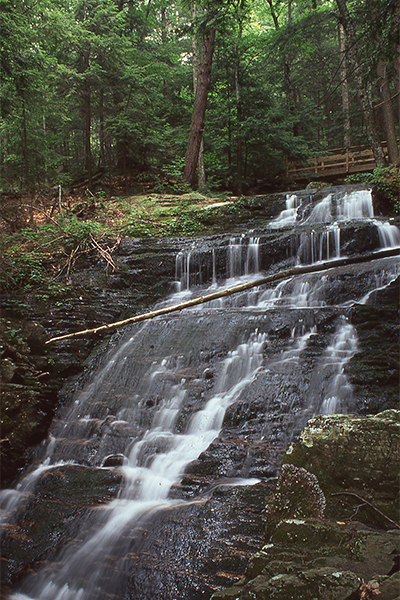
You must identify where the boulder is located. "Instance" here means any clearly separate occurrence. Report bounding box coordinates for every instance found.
[21,321,48,353]
[282,410,400,526]
[1,358,16,383]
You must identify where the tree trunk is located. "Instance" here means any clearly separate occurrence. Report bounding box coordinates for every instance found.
[98,90,105,169]
[391,3,400,158]
[323,80,333,148]
[235,42,243,195]
[335,0,386,166]
[377,59,399,164]
[161,6,168,44]
[21,98,29,189]
[191,4,206,189]
[338,23,351,149]
[266,0,279,28]
[284,60,299,136]
[268,1,298,137]
[227,67,232,170]
[395,53,400,158]
[83,49,93,191]
[183,27,215,185]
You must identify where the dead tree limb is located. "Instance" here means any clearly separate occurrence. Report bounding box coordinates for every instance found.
[45,247,399,345]
[89,234,116,272]
[332,492,400,529]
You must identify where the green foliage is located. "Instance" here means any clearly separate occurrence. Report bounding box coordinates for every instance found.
[2,246,47,289]
[62,218,102,247]
[157,159,192,194]
[164,209,207,236]
[0,0,398,192]
[125,218,154,237]
[0,217,101,291]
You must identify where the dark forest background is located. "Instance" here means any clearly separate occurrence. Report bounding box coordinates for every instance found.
[1,0,399,194]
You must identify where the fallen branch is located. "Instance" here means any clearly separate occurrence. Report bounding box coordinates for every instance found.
[332,491,400,529]
[45,246,399,344]
[52,245,82,281]
[89,234,116,272]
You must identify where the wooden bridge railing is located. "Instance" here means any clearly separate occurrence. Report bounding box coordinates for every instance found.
[287,143,389,179]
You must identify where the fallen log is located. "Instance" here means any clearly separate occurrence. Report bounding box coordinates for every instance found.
[45,247,399,344]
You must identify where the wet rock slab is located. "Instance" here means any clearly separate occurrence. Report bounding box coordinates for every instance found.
[0,318,58,486]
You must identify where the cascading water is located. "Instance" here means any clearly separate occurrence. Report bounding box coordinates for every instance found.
[269,193,302,227]
[7,332,266,600]
[1,186,399,600]
[272,187,400,263]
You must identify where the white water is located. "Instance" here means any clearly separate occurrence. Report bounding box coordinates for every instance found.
[272,188,400,263]
[375,220,400,248]
[174,234,261,293]
[316,318,358,415]
[269,193,301,228]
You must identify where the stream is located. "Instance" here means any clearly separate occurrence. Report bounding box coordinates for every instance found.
[1,186,399,600]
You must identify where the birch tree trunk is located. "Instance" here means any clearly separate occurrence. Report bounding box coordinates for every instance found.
[46,247,399,345]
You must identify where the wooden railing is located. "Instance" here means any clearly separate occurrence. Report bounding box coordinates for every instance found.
[287,143,389,179]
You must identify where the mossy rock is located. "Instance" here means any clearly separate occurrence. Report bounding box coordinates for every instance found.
[212,411,400,600]
[212,523,399,600]
[212,567,361,600]
[263,464,326,538]
[282,410,400,526]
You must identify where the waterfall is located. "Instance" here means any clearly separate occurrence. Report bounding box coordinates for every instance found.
[174,250,192,293]
[285,188,400,261]
[228,236,260,279]
[296,224,341,264]
[174,236,262,292]
[375,220,400,248]
[2,187,399,600]
[269,193,302,228]
[315,318,358,415]
[335,189,374,220]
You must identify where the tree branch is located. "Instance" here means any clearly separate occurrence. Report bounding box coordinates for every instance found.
[332,492,400,529]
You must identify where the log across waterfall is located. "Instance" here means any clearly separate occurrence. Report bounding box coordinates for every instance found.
[1,186,399,600]
[46,247,399,345]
